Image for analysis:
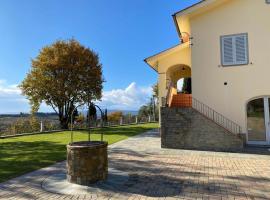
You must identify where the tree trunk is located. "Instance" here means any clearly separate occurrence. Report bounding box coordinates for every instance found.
[59,115,69,129]
[58,103,74,130]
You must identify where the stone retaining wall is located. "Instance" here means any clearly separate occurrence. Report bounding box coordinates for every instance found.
[161,107,244,151]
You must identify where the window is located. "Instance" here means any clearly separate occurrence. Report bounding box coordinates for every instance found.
[220,33,249,66]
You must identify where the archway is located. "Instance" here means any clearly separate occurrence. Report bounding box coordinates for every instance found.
[246,96,270,145]
[165,64,192,107]
[166,64,191,94]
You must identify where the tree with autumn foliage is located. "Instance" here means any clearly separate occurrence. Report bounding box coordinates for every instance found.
[20,39,104,129]
[107,111,123,122]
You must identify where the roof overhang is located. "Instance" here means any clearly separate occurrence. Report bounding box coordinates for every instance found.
[144,42,190,72]
[173,0,224,17]
[145,0,228,72]
[172,0,228,35]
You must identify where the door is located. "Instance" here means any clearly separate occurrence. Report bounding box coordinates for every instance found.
[247,97,270,145]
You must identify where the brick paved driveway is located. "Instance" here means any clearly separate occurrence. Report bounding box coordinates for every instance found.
[0,129,270,200]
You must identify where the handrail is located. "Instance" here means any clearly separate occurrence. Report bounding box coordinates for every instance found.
[192,98,242,135]
[164,85,242,134]
[165,83,176,106]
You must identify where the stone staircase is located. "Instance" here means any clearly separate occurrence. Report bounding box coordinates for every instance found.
[160,107,245,152]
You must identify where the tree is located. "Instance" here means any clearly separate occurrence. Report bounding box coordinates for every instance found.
[70,105,79,123]
[103,109,108,122]
[107,111,123,122]
[138,82,159,121]
[20,39,104,129]
[138,105,150,119]
[152,83,158,98]
[87,103,97,123]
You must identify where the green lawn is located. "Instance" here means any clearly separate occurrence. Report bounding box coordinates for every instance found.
[0,123,158,183]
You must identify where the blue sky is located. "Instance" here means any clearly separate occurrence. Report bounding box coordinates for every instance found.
[0,0,199,113]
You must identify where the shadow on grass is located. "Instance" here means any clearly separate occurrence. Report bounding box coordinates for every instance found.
[81,125,158,137]
[0,141,66,183]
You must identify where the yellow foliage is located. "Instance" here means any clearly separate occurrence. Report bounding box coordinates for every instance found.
[107,111,123,122]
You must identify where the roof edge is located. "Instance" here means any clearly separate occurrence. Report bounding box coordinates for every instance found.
[144,43,181,62]
[172,14,181,39]
[143,58,158,73]
[172,0,205,17]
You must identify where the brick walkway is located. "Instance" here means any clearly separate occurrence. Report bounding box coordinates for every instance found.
[0,129,270,200]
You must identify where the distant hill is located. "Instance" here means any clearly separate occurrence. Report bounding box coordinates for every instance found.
[0,112,58,118]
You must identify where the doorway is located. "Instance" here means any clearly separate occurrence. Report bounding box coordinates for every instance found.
[247,97,270,145]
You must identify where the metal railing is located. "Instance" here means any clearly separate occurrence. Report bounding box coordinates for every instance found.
[163,82,242,135]
[192,98,242,135]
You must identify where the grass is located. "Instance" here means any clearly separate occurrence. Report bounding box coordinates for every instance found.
[0,123,158,183]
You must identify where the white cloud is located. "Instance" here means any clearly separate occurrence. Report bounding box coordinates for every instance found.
[97,82,152,110]
[0,80,152,113]
[0,80,21,98]
[0,80,30,113]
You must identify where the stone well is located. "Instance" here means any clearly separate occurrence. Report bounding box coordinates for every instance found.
[66,141,108,185]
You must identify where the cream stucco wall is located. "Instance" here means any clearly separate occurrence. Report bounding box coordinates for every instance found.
[145,43,191,105]
[187,0,270,132]
[157,44,191,101]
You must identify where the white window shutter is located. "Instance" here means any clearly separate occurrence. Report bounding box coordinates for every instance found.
[235,35,248,65]
[222,37,234,65]
[221,33,248,66]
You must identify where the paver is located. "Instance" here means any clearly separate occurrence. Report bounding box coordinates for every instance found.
[0,129,270,199]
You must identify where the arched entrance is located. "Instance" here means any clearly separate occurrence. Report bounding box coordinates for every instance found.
[165,64,192,107]
[247,97,270,145]
[166,64,191,93]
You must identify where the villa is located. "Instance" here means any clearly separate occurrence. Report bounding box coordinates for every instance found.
[145,0,270,151]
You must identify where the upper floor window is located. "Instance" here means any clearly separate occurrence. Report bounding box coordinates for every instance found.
[220,33,249,66]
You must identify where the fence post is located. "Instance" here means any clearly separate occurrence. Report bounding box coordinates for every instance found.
[135,116,138,124]
[40,121,44,132]
[120,117,123,125]
[148,116,151,123]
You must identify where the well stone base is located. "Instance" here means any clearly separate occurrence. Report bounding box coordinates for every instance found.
[67,141,108,185]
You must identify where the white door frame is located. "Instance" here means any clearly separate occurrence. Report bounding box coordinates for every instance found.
[247,97,270,145]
